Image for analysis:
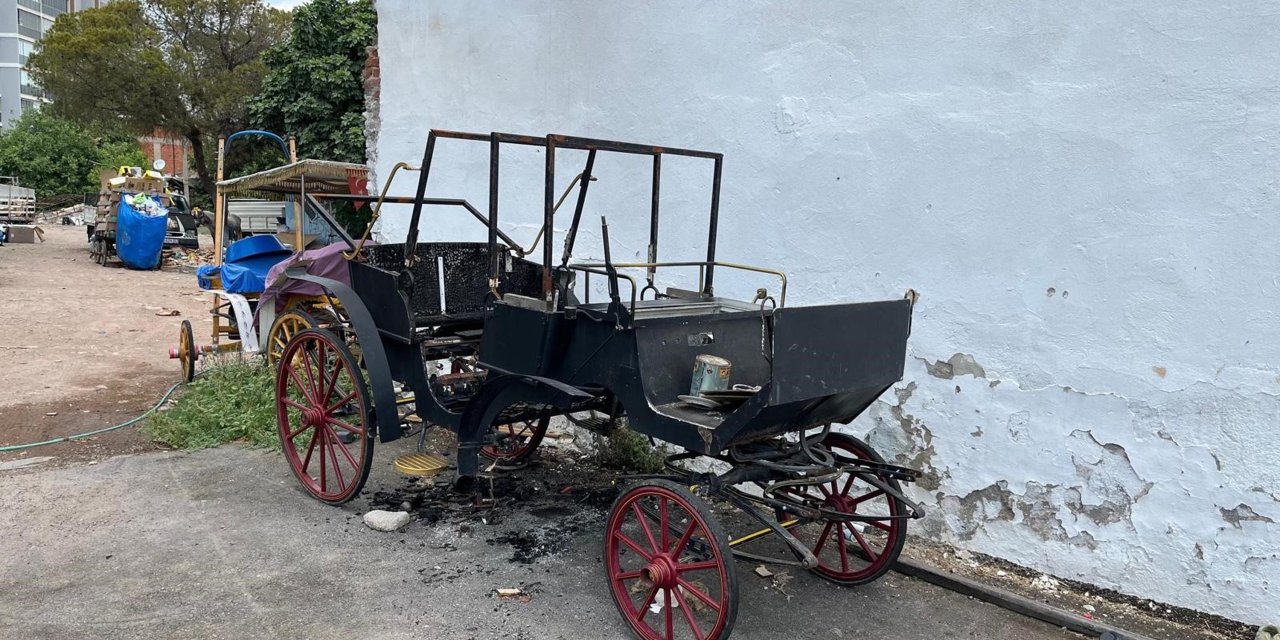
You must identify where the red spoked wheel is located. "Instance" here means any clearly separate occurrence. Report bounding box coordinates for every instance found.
[775,433,907,585]
[605,480,738,640]
[275,328,374,505]
[480,414,549,468]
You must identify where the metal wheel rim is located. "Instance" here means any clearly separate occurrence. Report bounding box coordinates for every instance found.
[480,415,549,465]
[275,329,373,504]
[606,482,735,640]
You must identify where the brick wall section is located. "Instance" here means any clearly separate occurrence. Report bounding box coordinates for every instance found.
[362,45,381,175]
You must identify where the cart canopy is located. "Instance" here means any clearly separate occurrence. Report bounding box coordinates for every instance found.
[216,159,368,196]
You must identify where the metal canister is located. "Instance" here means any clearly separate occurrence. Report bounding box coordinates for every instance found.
[690,354,732,395]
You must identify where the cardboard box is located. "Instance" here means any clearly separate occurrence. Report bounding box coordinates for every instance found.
[4,225,44,243]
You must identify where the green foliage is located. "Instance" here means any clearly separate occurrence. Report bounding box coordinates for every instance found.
[27,0,289,197]
[594,424,667,474]
[0,110,144,197]
[249,0,377,237]
[145,357,279,450]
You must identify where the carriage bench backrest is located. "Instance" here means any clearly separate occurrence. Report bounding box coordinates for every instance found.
[352,242,546,341]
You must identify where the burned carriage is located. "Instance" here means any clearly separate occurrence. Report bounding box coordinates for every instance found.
[273,130,923,639]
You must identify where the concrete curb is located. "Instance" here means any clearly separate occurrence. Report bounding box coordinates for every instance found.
[893,558,1158,640]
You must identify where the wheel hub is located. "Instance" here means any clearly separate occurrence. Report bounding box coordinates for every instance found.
[826,493,856,514]
[302,406,326,428]
[642,554,679,589]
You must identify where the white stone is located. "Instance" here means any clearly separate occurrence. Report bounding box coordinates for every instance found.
[362,510,412,532]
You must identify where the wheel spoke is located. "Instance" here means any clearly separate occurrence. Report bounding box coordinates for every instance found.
[676,577,721,612]
[869,520,893,532]
[321,357,343,407]
[327,416,364,435]
[659,497,669,553]
[325,431,346,492]
[281,398,309,413]
[850,525,878,561]
[840,473,856,496]
[614,531,654,561]
[326,390,358,414]
[286,367,313,403]
[671,520,699,558]
[675,559,719,573]
[836,523,850,572]
[285,420,311,441]
[664,590,673,639]
[632,503,660,554]
[325,424,360,469]
[673,587,706,640]
[813,521,835,556]
[300,429,318,473]
[317,428,327,491]
[849,488,885,507]
[636,585,659,622]
[300,347,321,399]
[616,570,644,581]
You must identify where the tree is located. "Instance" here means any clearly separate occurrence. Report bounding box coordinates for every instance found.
[26,0,288,198]
[249,0,376,235]
[250,0,376,164]
[0,110,144,199]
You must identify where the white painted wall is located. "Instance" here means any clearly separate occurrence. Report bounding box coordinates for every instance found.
[371,0,1280,624]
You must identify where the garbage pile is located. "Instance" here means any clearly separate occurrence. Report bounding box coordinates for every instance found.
[163,247,215,268]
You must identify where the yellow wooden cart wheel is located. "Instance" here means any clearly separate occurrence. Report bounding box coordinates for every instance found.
[177,320,196,383]
[266,309,319,366]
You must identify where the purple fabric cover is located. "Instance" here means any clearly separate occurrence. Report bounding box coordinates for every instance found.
[259,241,370,312]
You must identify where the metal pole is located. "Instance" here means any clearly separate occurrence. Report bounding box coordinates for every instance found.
[704,156,723,296]
[647,153,661,287]
[560,149,596,267]
[403,132,437,262]
[489,135,500,286]
[542,136,556,300]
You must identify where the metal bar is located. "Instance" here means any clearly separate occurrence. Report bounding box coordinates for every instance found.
[525,172,590,258]
[548,134,721,160]
[704,156,723,295]
[403,131,438,262]
[489,134,500,287]
[647,154,661,286]
[301,194,355,248]
[560,149,597,267]
[542,135,556,299]
[573,260,787,306]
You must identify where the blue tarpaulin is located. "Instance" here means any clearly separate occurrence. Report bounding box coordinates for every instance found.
[116,194,168,270]
[197,235,292,294]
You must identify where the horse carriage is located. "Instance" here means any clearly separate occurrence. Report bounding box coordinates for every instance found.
[268,129,923,639]
[171,130,364,382]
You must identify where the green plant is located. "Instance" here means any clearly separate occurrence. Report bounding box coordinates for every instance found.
[594,424,667,474]
[145,356,279,450]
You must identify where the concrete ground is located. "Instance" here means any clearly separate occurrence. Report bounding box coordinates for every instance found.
[0,439,1082,640]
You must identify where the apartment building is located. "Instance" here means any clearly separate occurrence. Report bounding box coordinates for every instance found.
[0,0,108,129]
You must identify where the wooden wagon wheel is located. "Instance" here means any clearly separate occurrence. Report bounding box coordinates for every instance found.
[774,433,908,585]
[605,480,739,640]
[275,328,374,505]
[480,414,550,469]
[265,308,320,366]
[176,320,197,383]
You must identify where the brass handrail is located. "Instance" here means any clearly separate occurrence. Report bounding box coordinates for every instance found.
[345,161,419,260]
[574,260,788,306]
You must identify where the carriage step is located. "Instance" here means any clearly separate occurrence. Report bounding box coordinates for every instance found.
[393,452,449,477]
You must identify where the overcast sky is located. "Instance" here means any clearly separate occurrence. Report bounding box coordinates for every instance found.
[265,0,310,9]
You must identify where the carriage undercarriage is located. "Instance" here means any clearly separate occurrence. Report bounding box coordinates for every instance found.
[266,129,922,639]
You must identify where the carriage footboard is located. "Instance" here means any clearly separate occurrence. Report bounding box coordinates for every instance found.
[768,299,913,405]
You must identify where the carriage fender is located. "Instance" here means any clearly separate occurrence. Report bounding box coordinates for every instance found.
[455,374,593,477]
[282,270,402,443]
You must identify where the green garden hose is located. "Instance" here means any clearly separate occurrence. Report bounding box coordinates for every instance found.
[0,381,183,453]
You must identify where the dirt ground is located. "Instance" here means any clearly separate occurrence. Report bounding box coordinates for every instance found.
[0,225,207,463]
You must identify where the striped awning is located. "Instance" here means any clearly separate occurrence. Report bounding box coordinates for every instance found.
[216,159,369,195]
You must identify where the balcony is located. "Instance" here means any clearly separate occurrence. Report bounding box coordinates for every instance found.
[18,0,41,11]
[20,84,43,99]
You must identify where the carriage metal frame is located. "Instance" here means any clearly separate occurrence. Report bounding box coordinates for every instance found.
[274,129,926,640]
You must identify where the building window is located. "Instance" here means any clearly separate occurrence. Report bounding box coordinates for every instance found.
[17,10,42,39]
[21,99,39,114]
[20,70,42,98]
[18,41,35,66]
[18,0,41,13]
[42,0,68,16]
